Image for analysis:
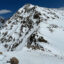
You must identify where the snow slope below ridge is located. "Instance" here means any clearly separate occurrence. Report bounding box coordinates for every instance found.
[37,6,64,53]
[38,17,64,57]
[0,47,64,64]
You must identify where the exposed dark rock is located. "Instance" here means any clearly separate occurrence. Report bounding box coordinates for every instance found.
[38,36,47,43]
[4,44,8,48]
[10,57,19,64]
[34,11,41,19]
[8,21,11,24]
[0,52,3,55]
[3,32,8,36]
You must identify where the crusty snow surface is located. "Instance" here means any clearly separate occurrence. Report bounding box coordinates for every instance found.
[0,4,64,64]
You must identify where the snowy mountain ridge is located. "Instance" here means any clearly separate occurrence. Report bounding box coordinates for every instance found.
[0,4,64,64]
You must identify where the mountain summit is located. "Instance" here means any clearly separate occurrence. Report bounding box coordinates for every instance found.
[0,4,64,64]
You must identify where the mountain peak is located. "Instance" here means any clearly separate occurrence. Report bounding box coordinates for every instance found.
[0,4,64,64]
[0,4,64,56]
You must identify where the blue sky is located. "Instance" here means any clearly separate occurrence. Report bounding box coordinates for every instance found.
[0,0,64,18]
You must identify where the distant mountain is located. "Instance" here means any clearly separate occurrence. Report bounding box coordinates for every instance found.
[0,4,64,64]
[0,16,5,23]
[57,7,64,10]
[0,16,5,28]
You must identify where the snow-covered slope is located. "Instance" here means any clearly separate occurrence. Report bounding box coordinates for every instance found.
[0,4,64,64]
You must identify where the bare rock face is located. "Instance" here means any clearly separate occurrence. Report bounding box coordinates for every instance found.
[10,57,19,64]
[0,52,3,55]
